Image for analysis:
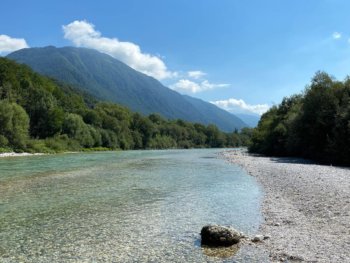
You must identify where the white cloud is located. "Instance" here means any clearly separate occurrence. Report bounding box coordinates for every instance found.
[332,32,342,39]
[188,70,206,79]
[200,80,230,90]
[0,34,28,54]
[211,98,269,115]
[62,20,175,80]
[170,79,229,93]
[170,79,201,93]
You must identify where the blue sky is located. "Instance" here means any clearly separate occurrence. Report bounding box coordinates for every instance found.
[1,0,350,115]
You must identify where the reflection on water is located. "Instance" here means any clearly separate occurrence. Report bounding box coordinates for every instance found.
[0,149,268,262]
[202,245,240,259]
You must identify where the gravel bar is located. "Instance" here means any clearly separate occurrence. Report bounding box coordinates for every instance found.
[221,149,350,263]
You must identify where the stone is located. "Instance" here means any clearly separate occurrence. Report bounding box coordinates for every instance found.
[239,232,246,238]
[201,225,241,247]
[251,235,264,242]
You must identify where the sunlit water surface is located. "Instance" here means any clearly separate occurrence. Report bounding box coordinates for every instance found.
[0,149,268,262]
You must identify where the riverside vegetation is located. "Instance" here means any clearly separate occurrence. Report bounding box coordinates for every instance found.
[0,58,252,153]
[250,71,350,166]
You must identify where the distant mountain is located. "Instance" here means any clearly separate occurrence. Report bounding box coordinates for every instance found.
[183,95,247,130]
[235,113,260,127]
[8,46,247,132]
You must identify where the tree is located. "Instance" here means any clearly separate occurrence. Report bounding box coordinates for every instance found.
[131,113,155,147]
[62,113,95,147]
[206,124,226,147]
[299,72,339,161]
[249,71,350,165]
[0,101,29,149]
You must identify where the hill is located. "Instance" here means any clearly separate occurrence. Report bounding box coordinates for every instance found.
[7,46,247,132]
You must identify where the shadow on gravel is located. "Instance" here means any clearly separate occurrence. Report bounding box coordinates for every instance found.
[270,157,315,165]
[270,156,350,170]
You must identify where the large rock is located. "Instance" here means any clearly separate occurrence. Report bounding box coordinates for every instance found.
[201,225,241,247]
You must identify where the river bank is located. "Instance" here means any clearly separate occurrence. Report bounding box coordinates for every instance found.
[0,152,45,158]
[221,149,350,262]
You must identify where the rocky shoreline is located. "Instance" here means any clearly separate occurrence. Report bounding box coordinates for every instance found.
[221,149,350,263]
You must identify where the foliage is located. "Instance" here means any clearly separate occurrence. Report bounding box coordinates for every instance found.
[0,58,251,153]
[0,100,29,149]
[250,71,350,165]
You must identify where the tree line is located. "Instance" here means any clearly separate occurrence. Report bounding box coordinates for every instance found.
[249,72,350,165]
[0,58,251,153]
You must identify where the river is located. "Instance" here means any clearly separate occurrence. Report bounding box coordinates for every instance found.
[0,149,267,262]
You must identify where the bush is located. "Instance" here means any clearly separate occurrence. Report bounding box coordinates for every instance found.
[26,140,53,153]
[0,147,12,153]
[0,135,9,147]
[148,135,177,149]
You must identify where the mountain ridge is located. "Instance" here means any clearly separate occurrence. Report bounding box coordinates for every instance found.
[183,95,247,130]
[7,46,247,131]
[235,113,260,127]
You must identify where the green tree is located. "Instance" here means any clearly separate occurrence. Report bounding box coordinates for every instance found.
[131,113,155,147]
[62,113,94,147]
[206,124,226,147]
[0,101,29,149]
[299,72,339,161]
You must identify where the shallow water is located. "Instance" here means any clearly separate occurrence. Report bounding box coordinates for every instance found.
[0,149,267,262]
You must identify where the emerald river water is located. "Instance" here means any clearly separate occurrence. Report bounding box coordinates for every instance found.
[0,149,268,262]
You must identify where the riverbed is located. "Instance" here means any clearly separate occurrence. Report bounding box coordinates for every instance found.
[0,149,267,262]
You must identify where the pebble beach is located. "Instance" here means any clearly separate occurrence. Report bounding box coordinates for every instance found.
[222,149,350,262]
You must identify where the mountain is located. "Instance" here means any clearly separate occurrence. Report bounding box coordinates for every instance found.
[7,46,247,132]
[235,113,260,127]
[183,95,247,131]
[0,57,250,152]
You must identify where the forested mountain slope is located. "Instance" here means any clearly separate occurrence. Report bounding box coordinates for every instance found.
[0,58,251,153]
[8,46,247,132]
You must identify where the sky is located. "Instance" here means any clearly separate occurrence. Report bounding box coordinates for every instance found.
[1,0,350,116]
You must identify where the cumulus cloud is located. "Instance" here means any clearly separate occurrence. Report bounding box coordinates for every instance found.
[332,32,342,39]
[187,70,206,79]
[170,79,201,93]
[170,79,229,93]
[0,34,28,54]
[211,98,269,115]
[62,20,175,80]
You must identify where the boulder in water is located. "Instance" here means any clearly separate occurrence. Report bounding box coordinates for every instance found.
[201,225,241,247]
